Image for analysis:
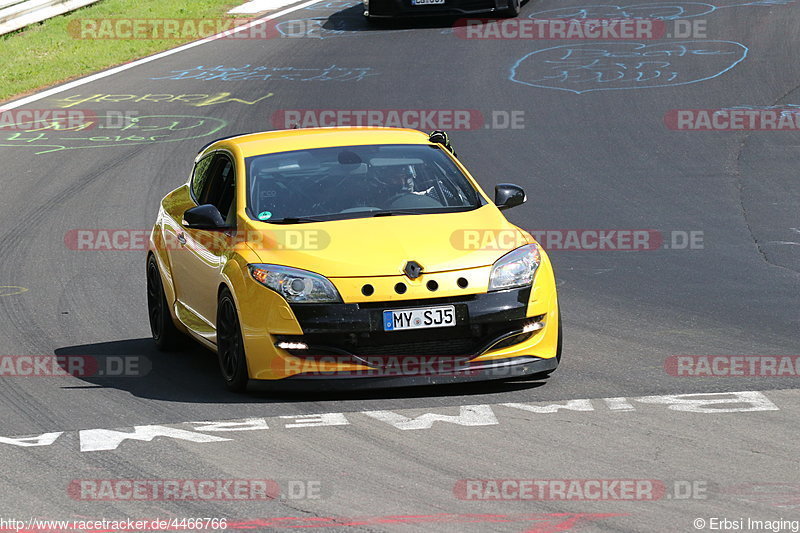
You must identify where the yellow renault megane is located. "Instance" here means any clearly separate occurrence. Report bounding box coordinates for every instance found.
[147,127,560,391]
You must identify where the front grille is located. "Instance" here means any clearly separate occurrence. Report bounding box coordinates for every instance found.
[275,316,540,360]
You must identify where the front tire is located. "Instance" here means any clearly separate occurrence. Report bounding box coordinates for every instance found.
[147,255,182,351]
[555,306,563,363]
[216,288,249,392]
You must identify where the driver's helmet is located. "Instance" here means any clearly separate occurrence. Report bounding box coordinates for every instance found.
[372,164,415,195]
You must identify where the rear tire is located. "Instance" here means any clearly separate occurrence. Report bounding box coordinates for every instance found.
[502,0,521,17]
[147,255,182,351]
[216,288,249,392]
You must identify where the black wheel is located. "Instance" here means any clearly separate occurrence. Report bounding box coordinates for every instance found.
[216,288,249,392]
[147,255,182,351]
[503,0,521,17]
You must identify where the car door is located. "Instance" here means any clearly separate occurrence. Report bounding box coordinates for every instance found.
[171,151,237,334]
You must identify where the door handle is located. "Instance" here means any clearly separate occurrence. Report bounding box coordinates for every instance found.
[177,232,187,246]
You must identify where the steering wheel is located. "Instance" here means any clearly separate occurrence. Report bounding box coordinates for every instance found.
[383,192,443,210]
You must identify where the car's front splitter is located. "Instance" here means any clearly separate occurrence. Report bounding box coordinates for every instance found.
[250,355,557,391]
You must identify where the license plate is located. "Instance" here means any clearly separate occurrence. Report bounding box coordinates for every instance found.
[383,305,456,331]
[411,0,445,5]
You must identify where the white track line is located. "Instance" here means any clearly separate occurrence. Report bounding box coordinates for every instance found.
[229,0,301,14]
[1,0,320,110]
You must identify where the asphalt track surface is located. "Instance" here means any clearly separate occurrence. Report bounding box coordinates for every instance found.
[0,1,799,532]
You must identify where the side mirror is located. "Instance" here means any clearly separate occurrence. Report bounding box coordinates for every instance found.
[183,204,227,230]
[494,183,526,210]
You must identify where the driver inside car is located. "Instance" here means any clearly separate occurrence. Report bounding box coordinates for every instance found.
[372,164,414,195]
[372,164,436,200]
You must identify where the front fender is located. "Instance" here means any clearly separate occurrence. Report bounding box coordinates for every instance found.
[148,208,178,319]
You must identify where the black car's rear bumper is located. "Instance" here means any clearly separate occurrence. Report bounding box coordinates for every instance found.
[364,0,512,17]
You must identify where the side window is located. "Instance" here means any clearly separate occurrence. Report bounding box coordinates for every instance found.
[191,154,215,202]
[200,154,236,224]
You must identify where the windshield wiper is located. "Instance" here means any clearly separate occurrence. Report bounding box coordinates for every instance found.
[268,216,326,224]
[372,210,424,217]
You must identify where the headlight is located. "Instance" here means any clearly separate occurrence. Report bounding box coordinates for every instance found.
[488,244,540,291]
[248,264,341,303]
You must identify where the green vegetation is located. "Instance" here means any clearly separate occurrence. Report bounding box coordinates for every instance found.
[1,0,244,102]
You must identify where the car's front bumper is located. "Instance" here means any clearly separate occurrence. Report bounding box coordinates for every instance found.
[249,286,558,382]
[237,251,559,382]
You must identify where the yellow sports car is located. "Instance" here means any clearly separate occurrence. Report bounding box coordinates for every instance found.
[147,127,560,391]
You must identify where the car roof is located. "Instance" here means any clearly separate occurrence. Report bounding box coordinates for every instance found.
[208,127,433,159]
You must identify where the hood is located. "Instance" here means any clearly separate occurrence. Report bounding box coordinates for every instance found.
[246,205,529,278]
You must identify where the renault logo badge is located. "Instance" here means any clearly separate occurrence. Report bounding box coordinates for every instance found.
[403,261,423,280]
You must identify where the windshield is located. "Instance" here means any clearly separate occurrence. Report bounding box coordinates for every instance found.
[246,144,483,223]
